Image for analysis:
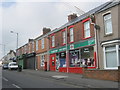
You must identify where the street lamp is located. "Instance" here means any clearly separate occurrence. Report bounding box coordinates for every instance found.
[10,31,18,49]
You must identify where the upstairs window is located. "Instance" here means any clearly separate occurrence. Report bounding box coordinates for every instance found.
[32,42,34,52]
[70,28,74,42]
[36,40,38,51]
[51,35,55,47]
[41,38,44,49]
[62,31,66,44]
[103,13,113,35]
[84,21,90,38]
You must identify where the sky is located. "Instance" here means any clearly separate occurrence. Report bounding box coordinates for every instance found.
[0,0,110,59]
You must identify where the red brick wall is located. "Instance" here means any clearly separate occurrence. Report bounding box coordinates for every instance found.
[83,68,119,81]
[49,18,95,49]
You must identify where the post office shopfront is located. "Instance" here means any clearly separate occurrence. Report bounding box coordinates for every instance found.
[49,38,97,74]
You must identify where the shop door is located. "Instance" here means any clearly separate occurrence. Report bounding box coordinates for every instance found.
[50,54,56,71]
[27,57,35,70]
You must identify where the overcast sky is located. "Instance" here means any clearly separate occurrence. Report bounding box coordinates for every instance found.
[0,0,109,58]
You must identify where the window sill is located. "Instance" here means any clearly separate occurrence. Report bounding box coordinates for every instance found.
[69,41,74,44]
[82,36,92,40]
[104,33,113,37]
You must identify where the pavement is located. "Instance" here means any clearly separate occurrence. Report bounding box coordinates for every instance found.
[22,69,119,88]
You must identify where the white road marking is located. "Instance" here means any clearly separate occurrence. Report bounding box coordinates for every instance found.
[52,75,68,79]
[2,77,8,81]
[12,84,21,88]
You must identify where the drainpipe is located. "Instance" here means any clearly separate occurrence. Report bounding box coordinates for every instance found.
[66,26,69,73]
[47,35,50,71]
[90,15,99,69]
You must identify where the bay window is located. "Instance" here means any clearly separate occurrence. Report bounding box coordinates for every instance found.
[104,45,118,69]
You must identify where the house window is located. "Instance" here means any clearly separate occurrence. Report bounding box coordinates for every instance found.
[62,31,66,44]
[70,28,74,42]
[25,45,26,53]
[52,35,55,47]
[29,44,30,53]
[103,13,113,35]
[36,40,38,51]
[41,55,45,67]
[32,42,34,52]
[104,46,117,69]
[41,38,44,49]
[84,21,90,38]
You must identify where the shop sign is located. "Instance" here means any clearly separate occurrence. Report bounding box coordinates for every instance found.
[70,44,74,50]
[74,39,95,49]
[49,39,95,54]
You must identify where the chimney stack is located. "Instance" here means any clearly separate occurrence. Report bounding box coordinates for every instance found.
[43,27,51,35]
[68,13,78,22]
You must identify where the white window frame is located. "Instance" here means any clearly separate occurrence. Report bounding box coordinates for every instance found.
[52,35,55,47]
[103,45,119,69]
[36,40,38,51]
[41,55,45,67]
[70,28,74,42]
[62,31,66,44]
[103,13,113,35]
[41,38,44,49]
[84,21,91,38]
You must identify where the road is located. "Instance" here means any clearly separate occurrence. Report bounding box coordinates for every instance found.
[2,69,84,89]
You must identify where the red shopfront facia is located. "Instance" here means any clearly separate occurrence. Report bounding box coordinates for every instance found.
[50,54,56,71]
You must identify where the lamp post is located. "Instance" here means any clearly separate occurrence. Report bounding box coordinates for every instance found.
[10,31,18,49]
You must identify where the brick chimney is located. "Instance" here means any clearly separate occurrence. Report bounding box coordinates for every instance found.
[68,13,78,22]
[43,27,51,35]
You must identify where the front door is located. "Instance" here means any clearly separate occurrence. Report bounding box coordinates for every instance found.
[50,54,56,71]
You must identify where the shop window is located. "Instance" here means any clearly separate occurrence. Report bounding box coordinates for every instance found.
[103,13,113,35]
[70,28,74,42]
[69,47,94,67]
[81,47,94,67]
[69,49,80,67]
[104,46,117,69]
[84,21,91,38]
[41,55,45,67]
[59,52,66,67]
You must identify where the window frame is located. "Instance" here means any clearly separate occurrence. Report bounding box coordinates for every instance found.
[51,35,55,48]
[82,18,91,39]
[103,13,113,35]
[103,45,118,69]
[61,29,66,45]
[36,40,38,51]
[41,38,44,49]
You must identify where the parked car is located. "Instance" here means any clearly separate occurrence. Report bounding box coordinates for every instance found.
[2,64,8,69]
[8,62,18,70]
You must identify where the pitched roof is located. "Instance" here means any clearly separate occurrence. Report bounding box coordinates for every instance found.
[49,0,119,35]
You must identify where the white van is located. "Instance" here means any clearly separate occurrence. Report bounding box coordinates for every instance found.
[8,62,18,70]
